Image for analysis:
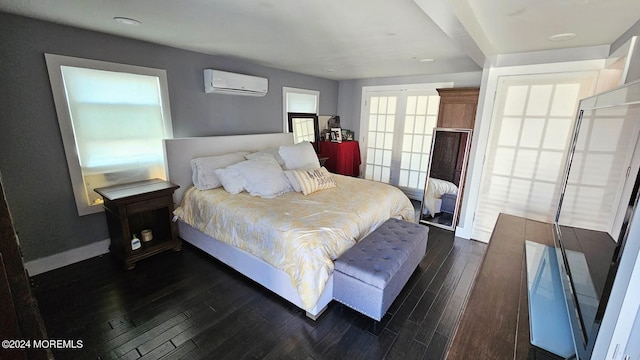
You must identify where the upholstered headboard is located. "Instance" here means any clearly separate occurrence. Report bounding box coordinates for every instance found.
[163,133,294,204]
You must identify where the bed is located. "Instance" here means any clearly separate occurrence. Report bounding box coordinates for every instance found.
[422,177,458,217]
[164,133,415,319]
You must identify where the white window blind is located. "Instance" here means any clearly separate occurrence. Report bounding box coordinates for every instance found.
[286,92,318,113]
[61,67,167,171]
[472,72,598,241]
[46,54,173,215]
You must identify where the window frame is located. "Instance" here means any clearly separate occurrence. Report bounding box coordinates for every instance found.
[45,53,174,216]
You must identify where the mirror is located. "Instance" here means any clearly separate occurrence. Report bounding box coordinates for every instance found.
[552,81,640,359]
[419,128,472,230]
[287,112,319,149]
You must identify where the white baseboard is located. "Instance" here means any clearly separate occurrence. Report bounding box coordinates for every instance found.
[455,225,489,243]
[24,238,110,276]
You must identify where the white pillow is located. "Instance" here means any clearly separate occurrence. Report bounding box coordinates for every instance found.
[278,141,320,170]
[214,168,245,194]
[289,167,336,195]
[284,170,302,192]
[225,155,292,198]
[245,147,285,167]
[191,152,249,190]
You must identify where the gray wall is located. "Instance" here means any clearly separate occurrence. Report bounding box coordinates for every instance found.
[0,12,338,261]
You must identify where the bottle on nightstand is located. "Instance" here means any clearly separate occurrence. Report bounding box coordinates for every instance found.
[131,234,141,250]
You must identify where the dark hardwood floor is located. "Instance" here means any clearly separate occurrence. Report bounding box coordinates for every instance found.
[31,226,486,360]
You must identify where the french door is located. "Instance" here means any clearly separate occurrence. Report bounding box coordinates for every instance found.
[361,87,444,199]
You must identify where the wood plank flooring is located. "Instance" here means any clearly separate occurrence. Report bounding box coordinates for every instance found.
[31,226,486,360]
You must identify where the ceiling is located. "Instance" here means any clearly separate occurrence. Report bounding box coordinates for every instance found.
[0,0,639,80]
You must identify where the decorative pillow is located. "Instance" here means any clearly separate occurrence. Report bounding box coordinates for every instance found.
[278,141,320,170]
[191,151,249,190]
[290,167,336,195]
[214,168,245,194]
[226,155,292,198]
[245,147,285,167]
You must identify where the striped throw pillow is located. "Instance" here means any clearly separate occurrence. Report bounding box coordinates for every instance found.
[291,167,336,195]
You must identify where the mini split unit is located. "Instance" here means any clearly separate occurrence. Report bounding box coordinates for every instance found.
[204,69,268,97]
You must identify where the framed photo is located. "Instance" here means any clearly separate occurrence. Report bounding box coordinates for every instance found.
[330,127,342,143]
[341,129,354,141]
[346,131,354,141]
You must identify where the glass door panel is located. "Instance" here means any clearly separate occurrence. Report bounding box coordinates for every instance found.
[398,94,440,192]
[363,91,441,199]
[365,96,397,183]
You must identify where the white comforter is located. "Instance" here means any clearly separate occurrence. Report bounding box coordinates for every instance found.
[174,174,415,311]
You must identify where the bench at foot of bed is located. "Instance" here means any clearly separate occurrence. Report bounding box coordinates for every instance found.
[333,218,429,321]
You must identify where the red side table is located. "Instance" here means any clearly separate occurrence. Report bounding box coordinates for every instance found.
[318,141,361,177]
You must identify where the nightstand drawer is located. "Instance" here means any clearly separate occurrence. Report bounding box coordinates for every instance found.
[126,196,171,214]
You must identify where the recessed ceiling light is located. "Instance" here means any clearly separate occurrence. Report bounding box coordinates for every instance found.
[549,33,576,42]
[325,68,336,72]
[419,58,435,63]
[114,17,141,26]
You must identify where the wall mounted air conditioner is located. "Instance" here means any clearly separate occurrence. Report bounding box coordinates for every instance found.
[204,69,268,96]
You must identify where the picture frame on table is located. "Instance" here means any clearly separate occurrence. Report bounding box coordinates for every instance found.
[330,128,342,143]
[342,129,355,141]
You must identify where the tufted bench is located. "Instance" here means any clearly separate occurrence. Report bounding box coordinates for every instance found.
[333,218,429,321]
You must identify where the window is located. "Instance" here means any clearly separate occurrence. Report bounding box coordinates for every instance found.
[45,54,173,215]
[282,87,319,133]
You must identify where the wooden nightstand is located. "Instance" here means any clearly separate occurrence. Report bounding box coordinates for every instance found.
[95,179,181,270]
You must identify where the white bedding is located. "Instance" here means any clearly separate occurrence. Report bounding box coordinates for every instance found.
[173,174,415,311]
[422,177,458,216]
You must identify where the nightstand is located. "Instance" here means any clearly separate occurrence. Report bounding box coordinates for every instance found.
[95,179,181,270]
